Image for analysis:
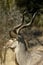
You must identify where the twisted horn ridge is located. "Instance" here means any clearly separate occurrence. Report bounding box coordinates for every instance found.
[17,11,38,34]
[13,13,24,34]
[9,11,38,38]
[9,13,24,38]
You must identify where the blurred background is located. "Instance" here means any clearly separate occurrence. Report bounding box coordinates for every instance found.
[0,0,43,65]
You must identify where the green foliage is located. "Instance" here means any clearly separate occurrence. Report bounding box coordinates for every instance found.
[38,15,43,26]
[7,0,14,9]
[0,0,15,11]
[0,0,43,26]
[33,13,43,27]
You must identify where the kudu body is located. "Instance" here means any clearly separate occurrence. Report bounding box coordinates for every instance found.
[5,11,43,65]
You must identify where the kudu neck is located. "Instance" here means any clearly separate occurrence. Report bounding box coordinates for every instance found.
[17,34,27,51]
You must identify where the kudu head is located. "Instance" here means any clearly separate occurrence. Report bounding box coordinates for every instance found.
[8,11,37,49]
